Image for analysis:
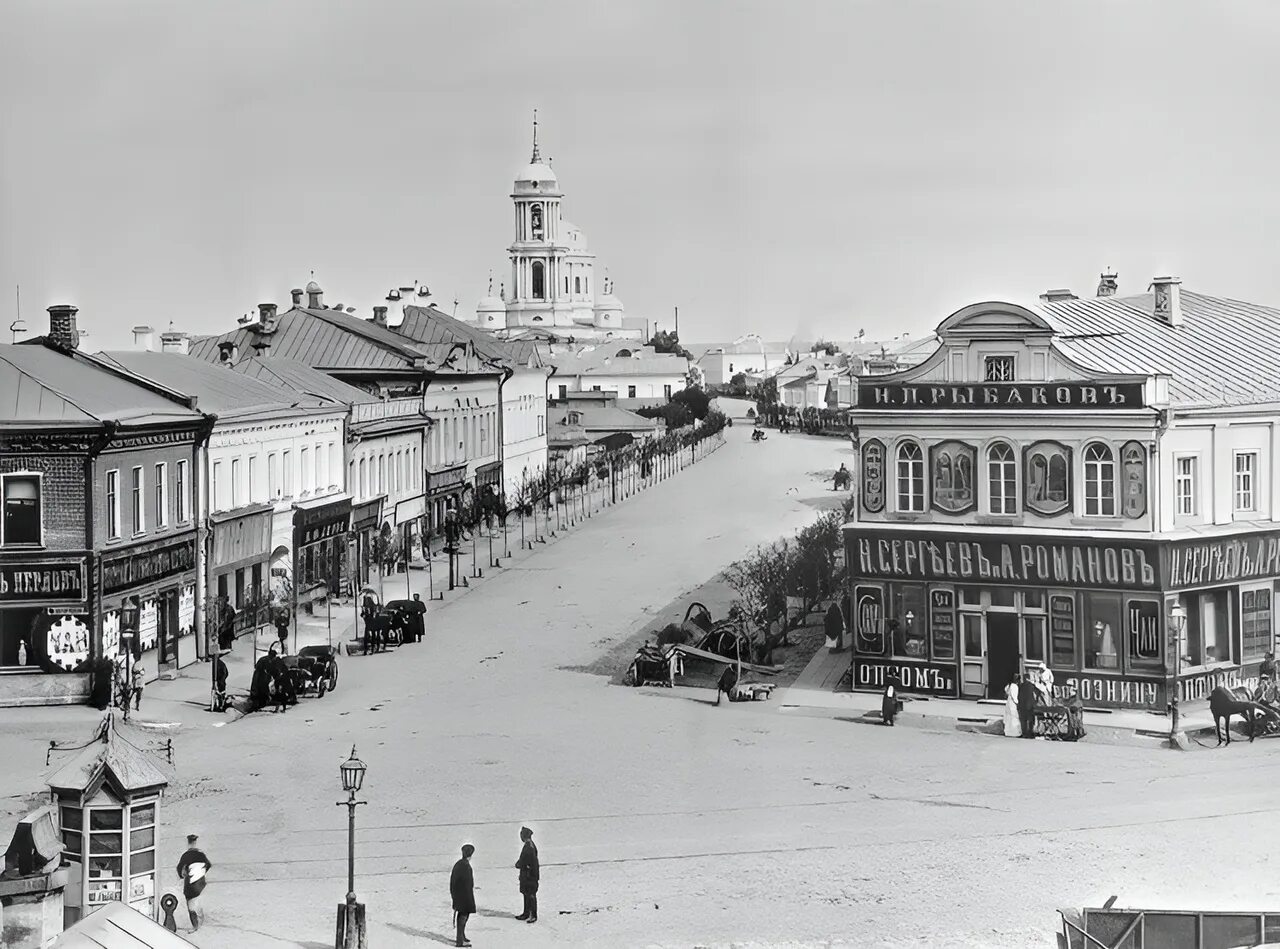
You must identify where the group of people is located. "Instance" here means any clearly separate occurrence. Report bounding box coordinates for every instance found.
[450,826,540,947]
[1004,661,1056,739]
[360,590,427,651]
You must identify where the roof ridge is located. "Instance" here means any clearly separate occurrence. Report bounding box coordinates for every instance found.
[308,308,427,362]
[0,348,103,422]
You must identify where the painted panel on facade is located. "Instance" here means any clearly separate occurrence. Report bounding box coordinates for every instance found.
[1120,441,1147,519]
[101,537,198,596]
[1023,441,1072,517]
[853,584,885,653]
[853,658,957,696]
[928,442,975,514]
[861,440,885,514]
[848,527,1160,591]
[0,560,87,607]
[857,381,1147,410]
[928,587,956,659]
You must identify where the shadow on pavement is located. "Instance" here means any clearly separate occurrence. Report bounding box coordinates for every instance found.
[386,921,456,945]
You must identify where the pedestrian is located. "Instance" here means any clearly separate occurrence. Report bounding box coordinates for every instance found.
[176,834,211,932]
[1003,676,1022,738]
[824,600,844,651]
[217,596,236,652]
[131,660,145,711]
[274,607,290,655]
[212,654,229,712]
[514,826,539,923]
[409,593,426,643]
[1261,651,1277,683]
[450,843,476,948]
[881,672,899,726]
[1017,673,1038,739]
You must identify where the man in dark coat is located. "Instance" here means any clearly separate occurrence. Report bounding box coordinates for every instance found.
[1017,673,1038,739]
[217,596,236,652]
[824,601,845,651]
[515,826,539,923]
[409,593,426,642]
[450,843,476,947]
[881,673,900,726]
[176,834,211,932]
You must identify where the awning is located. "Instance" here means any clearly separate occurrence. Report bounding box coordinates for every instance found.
[52,901,196,947]
[209,507,273,572]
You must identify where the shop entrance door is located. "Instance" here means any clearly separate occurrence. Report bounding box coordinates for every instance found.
[961,613,985,699]
[986,613,1020,700]
[157,591,178,672]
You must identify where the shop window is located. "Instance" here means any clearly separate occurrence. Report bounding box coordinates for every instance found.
[1049,594,1077,668]
[1025,442,1071,516]
[1242,587,1272,662]
[1083,443,1116,517]
[1085,593,1122,670]
[889,583,926,657]
[1023,589,1045,611]
[1184,589,1231,666]
[176,460,188,522]
[1234,451,1258,513]
[1175,456,1197,517]
[1,607,43,667]
[961,613,983,659]
[628,385,636,398]
[988,587,1015,609]
[895,441,926,513]
[1125,598,1162,670]
[929,441,975,514]
[986,442,1017,515]
[983,355,1015,382]
[959,586,982,608]
[2,474,42,546]
[1021,615,1046,664]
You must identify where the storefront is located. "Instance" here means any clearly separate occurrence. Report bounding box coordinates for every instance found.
[99,535,199,677]
[0,554,93,706]
[292,496,352,603]
[846,525,1174,710]
[350,497,384,589]
[208,504,274,644]
[426,463,468,538]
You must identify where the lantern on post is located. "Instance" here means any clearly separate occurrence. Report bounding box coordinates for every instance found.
[335,746,368,949]
[1168,600,1188,747]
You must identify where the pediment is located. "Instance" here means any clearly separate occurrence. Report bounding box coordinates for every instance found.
[935,302,1053,339]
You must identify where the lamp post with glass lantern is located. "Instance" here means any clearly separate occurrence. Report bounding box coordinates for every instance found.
[335,746,368,949]
[1168,601,1187,746]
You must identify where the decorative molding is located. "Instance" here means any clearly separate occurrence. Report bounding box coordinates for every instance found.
[1120,440,1147,519]
[929,441,976,515]
[1023,440,1073,517]
[861,439,885,514]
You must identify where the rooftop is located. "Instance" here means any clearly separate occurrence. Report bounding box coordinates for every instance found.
[227,355,381,405]
[549,345,688,377]
[548,403,659,434]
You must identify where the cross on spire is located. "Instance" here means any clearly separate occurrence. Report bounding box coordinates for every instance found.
[531,109,540,162]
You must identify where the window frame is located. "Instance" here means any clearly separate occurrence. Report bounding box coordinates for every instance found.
[153,463,167,528]
[106,469,120,539]
[985,441,1017,515]
[1234,450,1258,514]
[895,440,926,513]
[983,354,1016,382]
[130,466,145,535]
[1,472,44,547]
[1083,442,1117,517]
[1174,454,1198,518]
[175,460,188,523]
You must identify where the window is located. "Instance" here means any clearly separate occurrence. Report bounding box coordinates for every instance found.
[2,475,41,546]
[1242,586,1272,662]
[531,261,545,300]
[211,461,222,513]
[1234,451,1257,513]
[378,455,385,493]
[130,467,144,534]
[175,460,188,522]
[664,384,672,399]
[1126,598,1162,669]
[301,447,311,495]
[358,458,367,497]
[1050,594,1076,668]
[895,442,925,513]
[564,276,570,294]
[268,453,279,499]
[1025,443,1070,516]
[330,442,340,487]
[282,450,293,497]
[231,458,242,508]
[538,415,544,436]
[557,385,567,400]
[628,385,636,399]
[574,276,581,295]
[1085,593,1122,671]
[247,455,258,504]
[315,443,325,490]
[1021,616,1046,664]
[986,443,1017,515]
[154,464,167,527]
[1175,456,1197,517]
[1083,442,1116,517]
[983,355,1015,382]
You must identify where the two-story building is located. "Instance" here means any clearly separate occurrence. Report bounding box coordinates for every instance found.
[846,276,1280,713]
[547,344,688,402]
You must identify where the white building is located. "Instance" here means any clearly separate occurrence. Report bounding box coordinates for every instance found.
[548,344,689,401]
[694,339,792,387]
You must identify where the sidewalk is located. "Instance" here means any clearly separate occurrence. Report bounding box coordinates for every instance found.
[778,646,1217,748]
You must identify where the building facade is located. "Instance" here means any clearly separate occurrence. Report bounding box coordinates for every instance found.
[846,278,1280,712]
[548,345,688,401]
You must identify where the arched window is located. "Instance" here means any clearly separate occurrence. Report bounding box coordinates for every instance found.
[531,261,545,300]
[1084,442,1116,516]
[574,276,581,295]
[896,442,925,512]
[987,443,1017,515]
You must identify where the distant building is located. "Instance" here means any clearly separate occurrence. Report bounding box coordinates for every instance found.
[693,339,792,387]
[547,344,688,402]
[547,392,660,460]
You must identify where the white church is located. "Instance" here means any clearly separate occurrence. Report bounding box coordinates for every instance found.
[472,120,647,342]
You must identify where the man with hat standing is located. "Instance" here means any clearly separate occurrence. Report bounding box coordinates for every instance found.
[450,843,476,947]
[176,833,212,932]
[514,826,539,923]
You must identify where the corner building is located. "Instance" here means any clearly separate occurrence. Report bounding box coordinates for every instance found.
[846,278,1280,710]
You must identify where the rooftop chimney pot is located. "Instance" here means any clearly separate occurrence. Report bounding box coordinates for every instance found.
[1151,276,1183,326]
[290,288,304,307]
[258,303,278,323]
[372,306,389,327]
[46,305,80,351]
[307,285,323,309]
[132,325,156,352]
[1096,270,1119,298]
[160,331,190,355]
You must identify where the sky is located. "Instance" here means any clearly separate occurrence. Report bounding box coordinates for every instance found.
[3,0,1280,351]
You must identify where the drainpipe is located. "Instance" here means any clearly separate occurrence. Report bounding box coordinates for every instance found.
[87,421,119,665]
[195,414,218,663]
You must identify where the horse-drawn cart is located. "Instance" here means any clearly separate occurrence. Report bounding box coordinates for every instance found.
[282,644,339,698]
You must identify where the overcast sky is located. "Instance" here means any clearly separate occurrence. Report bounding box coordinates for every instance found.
[3,0,1279,349]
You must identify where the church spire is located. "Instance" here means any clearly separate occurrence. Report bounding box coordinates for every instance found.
[531,109,540,162]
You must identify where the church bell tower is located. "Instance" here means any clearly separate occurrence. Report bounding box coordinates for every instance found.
[507,112,571,328]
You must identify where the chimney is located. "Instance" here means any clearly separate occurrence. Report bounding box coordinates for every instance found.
[160,330,190,355]
[290,288,304,307]
[0,806,68,949]
[306,284,323,309]
[1096,269,1119,298]
[1151,276,1183,326]
[1039,289,1078,303]
[372,306,388,327]
[132,325,156,351]
[258,302,278,323]
[252,339,272,358]
[216,341,239,366]
[46,305,80,351]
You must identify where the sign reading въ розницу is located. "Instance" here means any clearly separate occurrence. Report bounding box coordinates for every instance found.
[855,381,1146,410]
[848,528,1161,592]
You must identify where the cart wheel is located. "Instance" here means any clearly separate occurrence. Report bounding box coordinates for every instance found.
[318,681,327,698]
[624,661,639,687]
[327,664,338,691]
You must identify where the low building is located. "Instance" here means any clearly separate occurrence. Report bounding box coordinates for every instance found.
[546,391,660,456]
[845,275,1280,712]
[693,339,792,387]
[547,344,688,402]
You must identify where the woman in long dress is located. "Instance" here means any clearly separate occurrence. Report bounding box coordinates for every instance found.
[1004,677,1022,737]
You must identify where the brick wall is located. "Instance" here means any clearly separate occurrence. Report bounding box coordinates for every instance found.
[0,454,86,548]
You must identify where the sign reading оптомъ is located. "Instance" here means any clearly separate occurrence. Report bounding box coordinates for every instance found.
[849,528,1160,592]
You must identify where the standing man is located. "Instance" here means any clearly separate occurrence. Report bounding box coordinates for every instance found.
[824,600,844,652]
[217,596,237,652]
[273,606,290,655]
[515,826,539,923]
[176,834,211,932]
[450,843,476,948]
[1017,673,1038,739]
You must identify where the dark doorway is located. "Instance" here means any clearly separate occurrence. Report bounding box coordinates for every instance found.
[986,613,1020,699]
[157,591,179,671]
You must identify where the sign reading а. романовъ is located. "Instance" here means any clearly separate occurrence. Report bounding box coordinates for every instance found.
[856,382,1146,410]
[849,529,1160,591]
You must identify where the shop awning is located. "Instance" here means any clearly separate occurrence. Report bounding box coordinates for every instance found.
[52,901,195,947]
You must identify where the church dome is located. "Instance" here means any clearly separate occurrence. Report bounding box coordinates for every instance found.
[477,294,506,313]
[305,280,322,292]
[514,161,557,187]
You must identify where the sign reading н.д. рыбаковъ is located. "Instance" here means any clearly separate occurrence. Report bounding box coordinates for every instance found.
[848,528,1161,592]
[856,382,1146,410]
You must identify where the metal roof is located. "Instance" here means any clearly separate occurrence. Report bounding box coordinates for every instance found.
[228,356,380,404]
[549,404,659,434]
[550,345,688,377]
[394,305,545,369]
[0,344,204,427]
[52,901,196,948]
[1036,289,1280,407]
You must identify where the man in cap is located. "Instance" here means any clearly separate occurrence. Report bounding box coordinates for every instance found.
[514,826,539,923]
[450,843,476,947]
[176,833,212,932]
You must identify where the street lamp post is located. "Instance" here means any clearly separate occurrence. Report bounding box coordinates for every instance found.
[335,746,368,949]
[1168,601,1187,747]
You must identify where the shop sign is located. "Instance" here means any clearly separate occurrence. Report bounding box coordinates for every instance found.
[351,500,382,533]
[928,588,955,658]
[294,499,353,549]
[857,381,1146,410]
[848,528,1159,591]
[210,510,273,570]
[861,440,885,514]
[102,538,197,595]
[427,464,468,495]
[0,561,86,605]
[1178,666,1253,704]
[394,495,426,527]
[853,584,885,652]
[853,658,957,697]
[1165,529,1280,590]
[1051,672,1163,710]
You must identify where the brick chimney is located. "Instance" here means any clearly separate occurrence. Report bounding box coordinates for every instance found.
[258,303,278,323]
[1151,276,1183,326]
[160,331,190,355]
[46,305,80,351]
[1039,289,1078,303]
[1096,269,1119,297]
[216,341,239,366]
[132,325,155,351]
[306,283,323,309]
[372,306,388,327]
[290,288,304,308]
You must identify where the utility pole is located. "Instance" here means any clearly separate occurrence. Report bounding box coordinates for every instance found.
[674,306,679,340]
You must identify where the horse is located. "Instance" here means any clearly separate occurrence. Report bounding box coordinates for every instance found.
[833,467,851,490]
[1209,686,1278,745]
